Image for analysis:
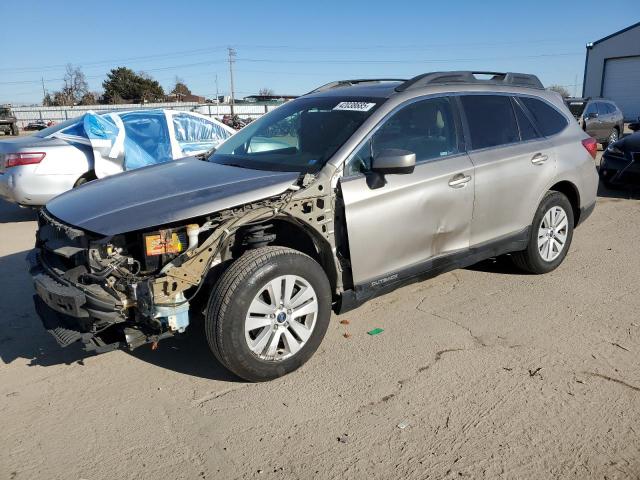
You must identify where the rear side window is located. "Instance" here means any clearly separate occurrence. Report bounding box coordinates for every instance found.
[520,97,568,137]
[461,95,519,149]
[512,99,540,141]
[584,102,597,117]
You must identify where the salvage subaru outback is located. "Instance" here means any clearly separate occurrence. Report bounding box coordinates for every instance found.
[30,71,598,381]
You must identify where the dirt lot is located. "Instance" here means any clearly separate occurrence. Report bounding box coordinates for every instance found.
[1,159,639,479]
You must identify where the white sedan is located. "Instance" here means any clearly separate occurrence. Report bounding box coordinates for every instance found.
[0,109,236,206]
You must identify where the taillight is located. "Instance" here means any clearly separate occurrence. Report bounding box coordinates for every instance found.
[5,152,46,168]
[581,138,598,159]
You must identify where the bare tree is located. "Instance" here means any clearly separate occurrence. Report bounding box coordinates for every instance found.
[48,64,89,106]
[548,84,571,99]
[63,64,89,103]
[79,92,100,105]
[171,76,192,101]
[258,87,274,96]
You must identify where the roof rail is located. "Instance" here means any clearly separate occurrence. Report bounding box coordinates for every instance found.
[306,78,407,95]
[395,71,544,92]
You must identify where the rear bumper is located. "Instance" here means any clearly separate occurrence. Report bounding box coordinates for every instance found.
[0,166,76,206]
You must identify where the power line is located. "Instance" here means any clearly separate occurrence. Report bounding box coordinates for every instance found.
[237,52,582,65]
[0,37,587,74]
[0,51,583,87]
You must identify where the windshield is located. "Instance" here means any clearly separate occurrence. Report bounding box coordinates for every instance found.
[33,117,84,137]
[209,96,382,172]
[565,100,586,118]
[0,108,10,116]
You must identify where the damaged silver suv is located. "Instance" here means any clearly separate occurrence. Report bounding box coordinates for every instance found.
[30,72,598,381]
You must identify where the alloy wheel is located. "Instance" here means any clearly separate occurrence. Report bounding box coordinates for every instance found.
[244,275,318,361]
[537,206,569,262]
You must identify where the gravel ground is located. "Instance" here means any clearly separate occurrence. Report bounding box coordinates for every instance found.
[1,158,639,479]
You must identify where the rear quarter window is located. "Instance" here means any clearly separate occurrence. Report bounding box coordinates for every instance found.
[461,95,519,150]
[520,97,568,137]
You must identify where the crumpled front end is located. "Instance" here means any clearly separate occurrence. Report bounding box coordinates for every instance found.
[29,209,195,352]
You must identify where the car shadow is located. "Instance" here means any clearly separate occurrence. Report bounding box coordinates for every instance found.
[126,323,243,382]
[597,180,640,200]
[466,254,530,276]
[0,199,38,223]
[0,248,242,382]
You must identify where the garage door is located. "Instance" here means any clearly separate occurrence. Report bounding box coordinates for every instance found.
[602,56,640,121]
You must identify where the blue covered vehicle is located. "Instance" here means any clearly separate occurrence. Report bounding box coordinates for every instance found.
[0,109,236,206]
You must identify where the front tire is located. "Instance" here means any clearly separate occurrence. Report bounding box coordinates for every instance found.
[512,191,574,274]
[205,246,332,382]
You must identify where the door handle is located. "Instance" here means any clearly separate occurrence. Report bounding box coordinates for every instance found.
[531,153,549,165]
[448,173,472,188]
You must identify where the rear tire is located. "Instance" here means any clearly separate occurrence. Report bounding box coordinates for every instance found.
[602,128,619,150]
[73,172,96,188]
[205,246,332,382]
[512,191,574,274]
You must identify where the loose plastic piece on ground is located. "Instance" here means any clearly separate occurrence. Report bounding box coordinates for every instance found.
[397,420,410,429]
[367,328,384,336]
[338,434,349,444]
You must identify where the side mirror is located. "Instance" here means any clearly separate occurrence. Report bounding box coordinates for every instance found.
[629,118,640,132]
[586,112,598,120]
[371,149,416,175]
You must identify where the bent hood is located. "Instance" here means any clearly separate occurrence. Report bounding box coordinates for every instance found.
[46,157,299,236]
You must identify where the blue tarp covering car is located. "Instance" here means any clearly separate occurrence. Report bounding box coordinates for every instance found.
[52,109,236,177]
[0,109,237,206]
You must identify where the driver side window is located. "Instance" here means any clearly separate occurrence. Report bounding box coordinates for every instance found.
[345,97,458,176]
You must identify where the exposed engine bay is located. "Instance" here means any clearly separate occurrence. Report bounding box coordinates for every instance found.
[31,172,342,353]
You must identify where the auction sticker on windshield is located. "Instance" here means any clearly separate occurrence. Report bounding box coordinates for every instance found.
[333,102,376,112]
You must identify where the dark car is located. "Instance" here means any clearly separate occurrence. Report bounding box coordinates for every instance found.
[24,120,50,131]
[565,98,624,148]
[600,132,640,186]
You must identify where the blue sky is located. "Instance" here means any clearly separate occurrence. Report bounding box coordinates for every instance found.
[1,0,638,104]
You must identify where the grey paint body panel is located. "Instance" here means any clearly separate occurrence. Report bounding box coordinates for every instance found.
[341,153,474,285]
[467,137,556,246]
[331,85,596,287]
[46,157,298,235]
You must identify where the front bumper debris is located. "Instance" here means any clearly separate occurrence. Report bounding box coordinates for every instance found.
[28,249,127,352]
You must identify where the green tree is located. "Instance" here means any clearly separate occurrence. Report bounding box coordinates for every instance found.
[102,67,165,104]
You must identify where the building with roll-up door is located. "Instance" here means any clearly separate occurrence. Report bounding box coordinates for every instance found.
[582,22,640,121]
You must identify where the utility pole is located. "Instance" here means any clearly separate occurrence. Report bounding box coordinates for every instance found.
[215,73,219,116]
[41,77,47,104]
[574,74,578,97]
[227,47,236,116]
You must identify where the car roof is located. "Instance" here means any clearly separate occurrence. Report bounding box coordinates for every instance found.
[306,81,403,99]
[306,71,546,101]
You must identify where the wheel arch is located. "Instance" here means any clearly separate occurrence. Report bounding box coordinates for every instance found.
[73,170,97,187]
[549,180,581,226]
[234,217,339,295]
